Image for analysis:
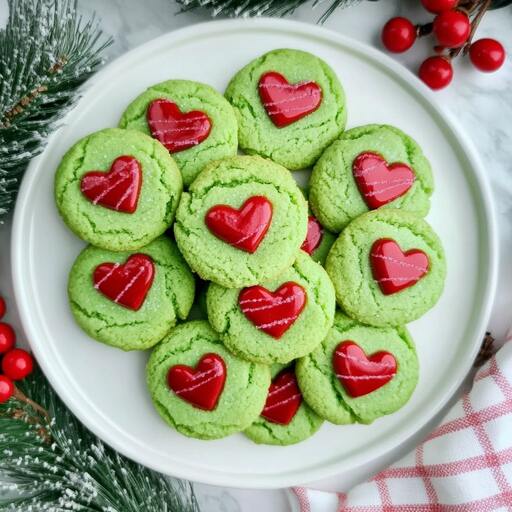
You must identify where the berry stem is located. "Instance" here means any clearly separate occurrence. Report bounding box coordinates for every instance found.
[450,0,492,58]
[417,22,434,37]
[13,385,51,424]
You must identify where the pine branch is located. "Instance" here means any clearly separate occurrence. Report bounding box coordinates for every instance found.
[176,0,366,22]
[0,368,200,512]
[0,0,112,222]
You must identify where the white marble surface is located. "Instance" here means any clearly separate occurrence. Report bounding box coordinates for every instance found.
[0,0,511,510]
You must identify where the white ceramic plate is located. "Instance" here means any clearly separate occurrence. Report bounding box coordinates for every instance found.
[12,19,497,489]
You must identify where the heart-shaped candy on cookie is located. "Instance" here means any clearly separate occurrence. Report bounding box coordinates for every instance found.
[353,152,415,210]
[261,369,302,425]
[205,196,273,253]
[333,341,397,397]
[239,282,307,339]
[93,254,154,311]
[301,215,324,255]
[258,72,322,128]
[370,238,429,295]
[147,99,212,153]
[167,353,227,411]
[80,156,142,214]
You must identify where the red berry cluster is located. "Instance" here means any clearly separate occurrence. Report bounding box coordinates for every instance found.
[381,0,506,90]
[0,296,34,404]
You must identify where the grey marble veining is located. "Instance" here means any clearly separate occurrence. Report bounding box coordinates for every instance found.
[0,1,511,510]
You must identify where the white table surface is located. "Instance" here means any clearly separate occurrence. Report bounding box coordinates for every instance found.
[0,0,511,510]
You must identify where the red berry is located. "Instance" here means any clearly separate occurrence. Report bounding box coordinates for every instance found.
[421,0,458,13]
[381,17,417,53]
[433,10,470,48]
[0,297,5,319]
[0,322,16,354]
[2,349,34,381]
[469,38,506,72]
[419,56,453,90]
[0,375,14,403]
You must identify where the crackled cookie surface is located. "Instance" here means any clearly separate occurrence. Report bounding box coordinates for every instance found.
[55,128,182,251]
[225,49,346,170]
[68,236,194,351]
[174,155,308,288]
[146,321,270,440]
[310,125,434,233]
[244,364,323,446]
[207,251,335,364]
[119,80,238,186]
[326,209,446,327]
[296,312,419,425]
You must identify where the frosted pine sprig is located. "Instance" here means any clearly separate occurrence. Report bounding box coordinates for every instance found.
[0,0,112,222]
[0,369,200,511]
[176,0,365,22]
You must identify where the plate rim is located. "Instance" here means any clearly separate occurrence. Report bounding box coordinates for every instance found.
[11,17,498,488]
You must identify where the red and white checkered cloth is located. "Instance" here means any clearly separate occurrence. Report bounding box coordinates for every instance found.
[290,334,512,512]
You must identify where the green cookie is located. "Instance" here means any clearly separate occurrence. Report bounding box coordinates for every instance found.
[207,251,335,364]
[326,209,446,327]
[119,80,238,186]
[68,236,195,351]
[309,124,434,233]
[244,364,323,446]
[225,49,346,170]
[296,312,419,424]
[174,155,308,288]
[146,321,270,440]
[55,128,182,252]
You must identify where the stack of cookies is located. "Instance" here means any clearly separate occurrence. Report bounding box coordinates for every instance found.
[55,49,446,446]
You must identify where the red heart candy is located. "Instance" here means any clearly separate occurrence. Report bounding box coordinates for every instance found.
[258,71,323,128]
[238,282,307,339]
[333,341,397,398]
[80,156,142,214]
[167,353,226,411]
[353,152,415,210]
[93,254,154,311]
[147,99,211,153]
[261,369,302,425]
[370,238,429,295]
[205,196,273,253]
[301,215,323,255]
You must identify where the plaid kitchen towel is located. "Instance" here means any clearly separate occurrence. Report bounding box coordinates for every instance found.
[290,334,512,511]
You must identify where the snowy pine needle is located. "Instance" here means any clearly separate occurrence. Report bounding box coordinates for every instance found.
[0,0,111,222]
[0,369,200,511]
[176,0,364,21]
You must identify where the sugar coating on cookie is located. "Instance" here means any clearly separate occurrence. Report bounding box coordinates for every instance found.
[296,312,419,425]
[146,321,270,440]
[68,236,195,351]
[174,155,308,288]
[326,209,446,327]
[244,364,323,446]
[310,124,434,233]
[207,251,335,364]
[119,80,238,186]
[225,49,346,170]
[55,128,182,251]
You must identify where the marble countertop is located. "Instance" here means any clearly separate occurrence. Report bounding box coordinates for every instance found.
[0,0,510,510]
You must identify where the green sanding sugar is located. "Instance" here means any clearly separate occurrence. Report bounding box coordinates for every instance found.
[310,124,434,233]
[68,236,195,351]
[296,312,419,425]
[120,79,238,187]
[225,48,346,170]
[146,321,270,440]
